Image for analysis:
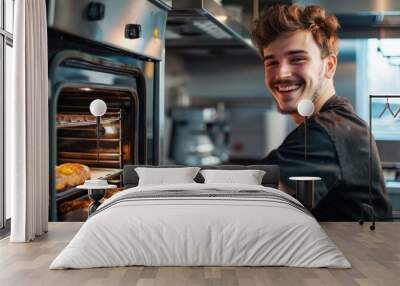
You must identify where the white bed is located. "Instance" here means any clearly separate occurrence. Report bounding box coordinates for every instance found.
[50,183,351,269]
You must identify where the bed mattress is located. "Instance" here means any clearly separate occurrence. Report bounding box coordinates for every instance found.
[50,183,351,269]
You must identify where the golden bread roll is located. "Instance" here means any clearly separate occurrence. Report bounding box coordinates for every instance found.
[55,163,91,191]
[55,171,68,191]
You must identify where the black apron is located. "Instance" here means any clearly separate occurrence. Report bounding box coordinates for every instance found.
[261,95,392,221]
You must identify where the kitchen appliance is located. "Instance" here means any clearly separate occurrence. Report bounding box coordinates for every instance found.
[47,0,169,221]
[295,0,400,38]
[166,0,257,53]
[228,109,289,162]
[169,107,229,166]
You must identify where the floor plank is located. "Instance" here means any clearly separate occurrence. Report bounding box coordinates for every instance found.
[0,222,399,286]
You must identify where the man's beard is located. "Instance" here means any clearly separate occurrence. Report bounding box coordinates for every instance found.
[273,91,320,115]
[272,96,297,114]
[272,75,325,115]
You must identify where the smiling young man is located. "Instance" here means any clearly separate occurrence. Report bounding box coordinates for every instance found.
[252,4,392,221]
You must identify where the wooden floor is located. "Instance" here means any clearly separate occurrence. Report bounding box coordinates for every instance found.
[0,222,399,286]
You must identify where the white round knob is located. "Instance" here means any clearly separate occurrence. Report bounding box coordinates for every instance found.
[90,99,107,117]
[297,99,314,117]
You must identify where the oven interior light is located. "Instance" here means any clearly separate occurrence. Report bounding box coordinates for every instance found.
[80,87,92,92]
[215,15,228,22]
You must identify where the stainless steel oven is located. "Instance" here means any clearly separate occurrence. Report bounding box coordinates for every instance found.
[47,0,168,221]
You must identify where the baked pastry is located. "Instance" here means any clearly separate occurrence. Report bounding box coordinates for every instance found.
[55,171,68,191]
[58,188,122,216]
[56,163,91,191]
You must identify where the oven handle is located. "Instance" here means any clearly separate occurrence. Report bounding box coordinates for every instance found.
[49,50,146,90]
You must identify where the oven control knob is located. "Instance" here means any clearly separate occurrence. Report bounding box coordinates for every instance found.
[125,24,142,39]
[87,2,105,21]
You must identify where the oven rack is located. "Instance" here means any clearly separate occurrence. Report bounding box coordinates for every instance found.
[57,106,122,112]
[56,117,120,128]
[56,169,123,204]
[58,158,122,167]
[56,106,122,128]
[57,106,123,168]
[58,151,122,159]
[58,137,121,142]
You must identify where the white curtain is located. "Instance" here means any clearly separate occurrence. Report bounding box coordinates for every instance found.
[8,0,49,242]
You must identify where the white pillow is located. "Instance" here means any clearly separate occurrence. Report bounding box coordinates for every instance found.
[135,167,201,186]
[200,169,266,185]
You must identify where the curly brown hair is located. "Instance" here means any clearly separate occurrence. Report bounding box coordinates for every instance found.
[251,4,340,58]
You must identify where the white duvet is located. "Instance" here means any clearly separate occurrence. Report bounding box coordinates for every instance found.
[50,183,351,269]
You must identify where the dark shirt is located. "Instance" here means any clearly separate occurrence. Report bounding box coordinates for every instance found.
[261,95,392,221]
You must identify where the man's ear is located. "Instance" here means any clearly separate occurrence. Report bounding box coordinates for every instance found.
[325,54,337,79]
